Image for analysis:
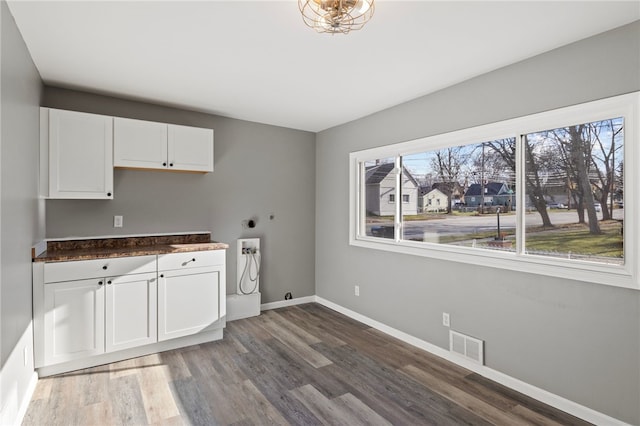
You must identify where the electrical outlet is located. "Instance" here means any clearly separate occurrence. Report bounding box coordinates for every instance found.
[354,285,360,296]
[442,312,450,327]
[113,215,123,228]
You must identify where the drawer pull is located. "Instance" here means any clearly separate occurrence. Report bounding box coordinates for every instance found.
[98,280,103,286]
[181,258,196,267]
[102,265,108,270]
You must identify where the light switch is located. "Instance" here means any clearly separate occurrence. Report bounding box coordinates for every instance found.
[114,215,123,228]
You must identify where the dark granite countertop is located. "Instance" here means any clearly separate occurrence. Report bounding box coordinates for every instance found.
[33,233,229,263]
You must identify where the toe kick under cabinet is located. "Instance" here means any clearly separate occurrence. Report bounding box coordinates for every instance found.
[32,250,226,376]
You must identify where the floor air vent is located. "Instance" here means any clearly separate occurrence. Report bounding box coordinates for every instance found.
[449,330,484,365]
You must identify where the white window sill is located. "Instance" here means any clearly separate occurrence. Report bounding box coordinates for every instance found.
[350,236,636,290]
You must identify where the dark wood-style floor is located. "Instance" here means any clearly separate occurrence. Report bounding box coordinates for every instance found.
[22,303,590,425]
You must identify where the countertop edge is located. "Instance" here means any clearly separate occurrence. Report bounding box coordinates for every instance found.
[33,242,229,263]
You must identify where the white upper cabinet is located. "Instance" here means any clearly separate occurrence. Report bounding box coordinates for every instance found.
[113,117,167,170]
[43,108,114,199]
[168,124,214,172]
[114,118,213,173]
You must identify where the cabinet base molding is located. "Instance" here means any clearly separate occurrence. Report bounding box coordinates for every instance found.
[36,324,224,377]
[115,165,208,174]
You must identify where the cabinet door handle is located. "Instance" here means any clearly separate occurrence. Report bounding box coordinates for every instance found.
[98,280,103,285]
[160,274,164,278]
[107,280,112,285]
[107,192,112,197]
[162,162,167,167]
[169,163,174,167]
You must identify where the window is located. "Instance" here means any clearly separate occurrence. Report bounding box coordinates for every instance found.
[364,158,396,239]
[400,139,516,248]
[350,93,638,289]
[523,118,624,264]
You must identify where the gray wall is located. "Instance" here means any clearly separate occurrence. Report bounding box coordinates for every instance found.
[0,0,43,419]
[316,21,640,424]
[43,87,316,304]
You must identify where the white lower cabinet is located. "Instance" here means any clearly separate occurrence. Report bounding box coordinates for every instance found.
[105,272,157,352]
[158,269,220,341]
[42,271,157,366]
[34,251,225,374]
[43,278,105,366]
[157,250,225,341]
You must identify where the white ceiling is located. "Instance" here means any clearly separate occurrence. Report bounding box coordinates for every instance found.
[7,1,640,132]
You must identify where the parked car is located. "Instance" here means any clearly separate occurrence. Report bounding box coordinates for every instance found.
[594,202,601,212]
[548,203,567,209]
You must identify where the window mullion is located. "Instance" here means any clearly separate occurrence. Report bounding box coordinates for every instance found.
[395,156,402,242]
[516,134,525,255]
[358,161,365,237]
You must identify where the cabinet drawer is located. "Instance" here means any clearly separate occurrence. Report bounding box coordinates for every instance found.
[44,255,156,283]
[158,250,224,271]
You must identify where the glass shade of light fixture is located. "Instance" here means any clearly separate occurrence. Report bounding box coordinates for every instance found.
[298,0,375,34]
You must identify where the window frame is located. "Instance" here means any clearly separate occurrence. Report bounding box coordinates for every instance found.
[349,93,638,289]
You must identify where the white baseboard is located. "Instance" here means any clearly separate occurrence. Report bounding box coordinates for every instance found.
[260,295,317,311]
[17,373,38,425]
[1,324,38,426]
[315,296,629,426]
[1,371,38,426]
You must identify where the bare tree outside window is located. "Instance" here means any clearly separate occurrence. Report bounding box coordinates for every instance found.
[400,140,516,250]
[524,118,624,263]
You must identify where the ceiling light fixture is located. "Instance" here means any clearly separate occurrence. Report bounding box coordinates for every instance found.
[298,0,375,34]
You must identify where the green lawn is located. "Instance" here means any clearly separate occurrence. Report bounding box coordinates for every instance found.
[525,221,623,258]
[366,214,623,260]
[434,230,509,244]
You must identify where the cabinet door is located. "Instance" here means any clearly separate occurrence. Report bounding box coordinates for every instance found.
[114,117,168,170]
[167,124,214,172]
[44,279,105,365]
[158,267,220,341]
[105,272,157,352]
[48,109,113,199]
